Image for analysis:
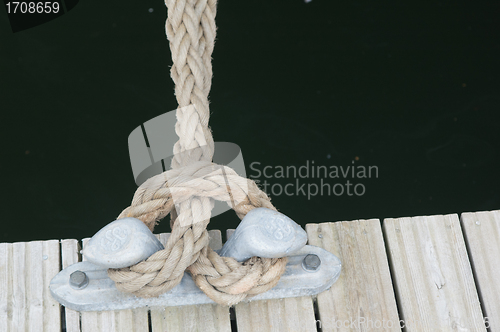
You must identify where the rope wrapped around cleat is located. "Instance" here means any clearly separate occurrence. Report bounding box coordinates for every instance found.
[108,0,287,306]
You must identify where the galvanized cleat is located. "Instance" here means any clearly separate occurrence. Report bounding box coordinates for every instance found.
[219,208,308,261]
[82,217,164,268]
[50,211,342,311]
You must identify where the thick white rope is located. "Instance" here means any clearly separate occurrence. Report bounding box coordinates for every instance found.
[108,0,288,306]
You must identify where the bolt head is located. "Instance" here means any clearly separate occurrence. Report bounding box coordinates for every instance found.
[302,254,321,272]
[70,270,89,289]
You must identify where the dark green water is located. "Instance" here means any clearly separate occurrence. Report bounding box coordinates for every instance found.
[1,1,499,243]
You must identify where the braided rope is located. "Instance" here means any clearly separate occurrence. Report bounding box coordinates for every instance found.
[108,0,288,306]
[167,0,216,168]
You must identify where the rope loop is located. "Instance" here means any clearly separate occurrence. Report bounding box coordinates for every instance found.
[110,162,287,305]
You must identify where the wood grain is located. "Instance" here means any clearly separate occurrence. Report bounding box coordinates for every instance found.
[0,240,61,332]
[306,219,400,332]
[384,214,485,331]
[461,210,500,331]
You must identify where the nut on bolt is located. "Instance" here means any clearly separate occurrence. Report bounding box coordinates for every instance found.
[302,254,321,272]
[70,270,89,290]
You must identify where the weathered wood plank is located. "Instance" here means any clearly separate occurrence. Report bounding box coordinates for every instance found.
[41,240,61,332]
[306,219,400,332]
[461,210,500,331]
[28,241,44,332]
[80,238,149,332]
[229,229,318,332]
[235,297,317,332]
[0,242,11,332]
[0,240,61,332]
[152,303,231,332]
[12,242,27,331]
[384,214,485,331]
[61,239,82,332]
[151,230,232,332]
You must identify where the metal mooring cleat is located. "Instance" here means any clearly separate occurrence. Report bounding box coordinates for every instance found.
[50,209,341,311]
[219,208,308,261]
[82,217,164,268]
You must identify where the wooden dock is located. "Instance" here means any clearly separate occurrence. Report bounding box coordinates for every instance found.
[1,210,499,331]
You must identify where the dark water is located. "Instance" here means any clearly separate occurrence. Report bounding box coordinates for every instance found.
[1,1,499,243]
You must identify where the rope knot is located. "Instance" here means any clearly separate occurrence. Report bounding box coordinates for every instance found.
[111,161,287,305]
